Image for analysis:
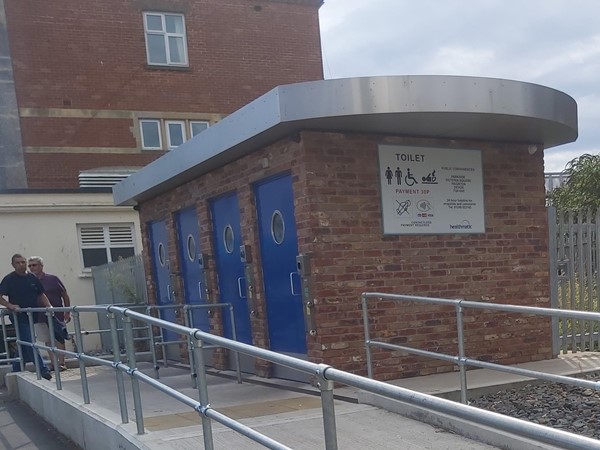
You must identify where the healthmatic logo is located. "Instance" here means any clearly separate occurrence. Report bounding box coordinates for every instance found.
[449,220,472,230]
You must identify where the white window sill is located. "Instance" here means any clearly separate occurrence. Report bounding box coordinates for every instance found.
[78,272,93,279]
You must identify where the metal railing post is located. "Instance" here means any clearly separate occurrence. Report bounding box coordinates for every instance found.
[108,312,128,423]
[123,314,144,434]
[46,309,62,390]
[228,304,242,384]
[361,294,373,379]
[27,312,42,379]
[455,302,468,404]
[0,314,10,362]
[316,364,338,450]
[72,311,90,404]
[192,335,214,450]
[12,311,25,372]
[184,306,198,389]
[146,306,160,379]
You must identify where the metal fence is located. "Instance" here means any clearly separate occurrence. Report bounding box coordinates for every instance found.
[3,303,600,449]
[544,171,569,195]
[91,254,148,351]
[91,254,147,305]
[548,207,600,353]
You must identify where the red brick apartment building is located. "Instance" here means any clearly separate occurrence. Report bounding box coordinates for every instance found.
[0,0,323,348]
[1,0,323,189]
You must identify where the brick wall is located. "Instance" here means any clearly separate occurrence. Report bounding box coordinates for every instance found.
[298,133,552,379]
[6,0,323,112]
[21,117,138,149]
[137,131,552,380]
[6,0,323,188]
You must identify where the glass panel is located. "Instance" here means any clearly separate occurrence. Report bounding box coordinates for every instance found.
[147,34,167,64]
[271,211,285,245]
[168,122,185,148]
[187,235,196,261]
[82,248,108,268]
[168,36,185,64]
[158,243,166,266]
[165,15,184,34]
[223,225,234,254]
[141,121,161,149]
[110,247,135,262]
[146,14,163,32]
[191,122,209,137]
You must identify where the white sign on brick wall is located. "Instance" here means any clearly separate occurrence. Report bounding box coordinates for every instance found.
[378,145,485,234]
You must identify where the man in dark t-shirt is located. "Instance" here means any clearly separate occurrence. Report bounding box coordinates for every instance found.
[0,254,52,379]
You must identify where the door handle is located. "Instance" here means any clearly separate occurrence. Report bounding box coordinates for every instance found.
[166,284,171,302]
[289,272,301,296]
[237,277,246,299]
[198,281,203,301]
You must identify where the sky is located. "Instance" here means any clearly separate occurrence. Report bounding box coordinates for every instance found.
[318,0,600,173]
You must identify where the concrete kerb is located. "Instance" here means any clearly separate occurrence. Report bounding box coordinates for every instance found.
[13,371,149,450]
[359,391,561,450]
[358,353,600,450]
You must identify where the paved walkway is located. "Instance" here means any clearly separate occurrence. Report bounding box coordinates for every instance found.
[40,363,497,449]
[10,352,600,449]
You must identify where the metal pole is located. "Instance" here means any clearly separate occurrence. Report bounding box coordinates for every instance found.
[455,302,468,404]
[161,326,168,368]
[46,310,62,390]
[184,306,198,389]
[1,314,9,361]
[316,364,338,450]
[72,312,90,404]
[547,206,559,356]
[27,312,42,379]
[108,312,129,423]
[11,311,24,371]
[123,315,145,434]
[192,336,214,450]
[361,294,373,378]
[146,306,160,379]
[228,305,242,384]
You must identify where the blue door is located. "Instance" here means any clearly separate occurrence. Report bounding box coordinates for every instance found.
[255,174,306,355]
[148,220,178,354]
[176,208,209,332]
[210,193,252,344]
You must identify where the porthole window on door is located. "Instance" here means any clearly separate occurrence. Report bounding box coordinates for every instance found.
[186,234,196,261]
[271,210,285,245]
[223,224,234,254]
[158,242,166,266]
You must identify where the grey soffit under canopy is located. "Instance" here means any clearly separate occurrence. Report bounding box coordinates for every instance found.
[113,75,578,206]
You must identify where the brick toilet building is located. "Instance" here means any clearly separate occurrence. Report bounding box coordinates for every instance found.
[114,75,578,380]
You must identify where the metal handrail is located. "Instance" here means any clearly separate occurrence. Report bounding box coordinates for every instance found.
[2,304,600,449]
[146,302,242,385]
[361,292,600,403]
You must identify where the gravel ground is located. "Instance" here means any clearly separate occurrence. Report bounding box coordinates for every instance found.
[470,372,600,440]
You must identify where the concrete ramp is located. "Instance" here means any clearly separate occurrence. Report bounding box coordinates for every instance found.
[6,363,497,450]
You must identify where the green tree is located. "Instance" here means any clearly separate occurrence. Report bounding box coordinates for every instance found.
[548,153,600,211]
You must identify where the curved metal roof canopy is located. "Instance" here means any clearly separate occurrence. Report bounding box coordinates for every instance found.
[113,75,578,205]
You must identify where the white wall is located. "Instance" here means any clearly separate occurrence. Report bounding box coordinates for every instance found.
[0,192,142,351]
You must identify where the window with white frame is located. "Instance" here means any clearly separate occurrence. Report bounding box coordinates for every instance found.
[165,120,186,149]
[140,120,162,150]
[78,224,136,270]
[143,12,188,66]
[139,119,210,150]
[190,121,209,137]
